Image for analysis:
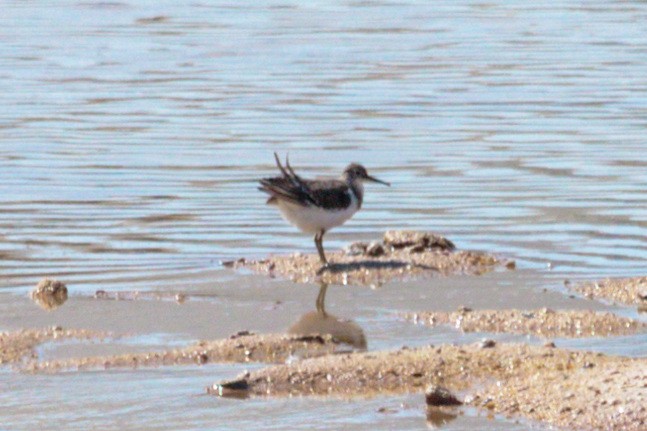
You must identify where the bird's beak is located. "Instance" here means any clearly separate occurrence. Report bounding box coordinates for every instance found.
[366,175,390,186]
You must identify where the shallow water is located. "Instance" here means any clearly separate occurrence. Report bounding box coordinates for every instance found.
[1,0,646,430]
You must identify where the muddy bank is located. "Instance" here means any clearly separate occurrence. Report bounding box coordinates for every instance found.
[23,332,343,373]
[228,231,512,285]
[569,276,647,308]
[211,342,646,430]
[404,308,645,338]
[0,327,110,365]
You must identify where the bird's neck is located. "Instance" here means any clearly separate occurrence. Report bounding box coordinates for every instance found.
[347,178,364,209]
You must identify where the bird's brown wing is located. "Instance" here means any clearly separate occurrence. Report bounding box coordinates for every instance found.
[258,153,352,210]
[305,179,352,210]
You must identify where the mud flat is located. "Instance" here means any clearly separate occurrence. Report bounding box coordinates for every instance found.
[23,332,343,373]
[0,327,110,365]
[211,342,647,430]
[570,276,647,308]
[228,231,512,285]
[404,308,645,338]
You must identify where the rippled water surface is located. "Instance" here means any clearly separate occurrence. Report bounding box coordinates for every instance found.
[1,1,646,430]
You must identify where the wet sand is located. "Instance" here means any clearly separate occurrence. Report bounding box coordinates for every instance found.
[231,231,511,285]
[570,276,647,308]
[23,331,343,373]
[404,307,645,338]
[211,342,647,430]
[2,269,646,430]
[0,327,110,364]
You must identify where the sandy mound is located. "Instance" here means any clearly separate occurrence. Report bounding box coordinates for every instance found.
[0,327,110,365]
[211,342,647,430]
[570,276,647,309]
[404,307,645,338]
[22,331,345,373]
[227,231,512,285]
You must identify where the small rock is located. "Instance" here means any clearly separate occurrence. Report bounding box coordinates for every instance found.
[425,385,463,406]
[377,406,397,414]
[344,242,368,256]
[366,242,386,257]
[505,261,516,270]
[544,341,556,348]
[221,258,246,268]
[409,244,426,254]
[479,339,496,349]
[34,278,67,295]
[209,378,249,398]
[31,278,68,310]
[384,230,455,251]
[457,305,473,313]
[229,330,252,339]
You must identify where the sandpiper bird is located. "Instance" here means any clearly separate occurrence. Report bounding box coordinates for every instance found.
[259,153,390,266]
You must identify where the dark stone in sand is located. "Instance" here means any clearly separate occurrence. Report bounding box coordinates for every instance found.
[365,242,386,257]
[209,379,250,398]
[480,339,496,349]
[425,385,463,406]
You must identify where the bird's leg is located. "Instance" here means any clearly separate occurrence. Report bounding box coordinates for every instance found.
[314,229,328,265]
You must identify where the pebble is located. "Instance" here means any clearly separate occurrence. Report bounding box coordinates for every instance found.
[344,242,368,256]
[480,339,497,349]
[425,385,463,406]
[365,242,386,257]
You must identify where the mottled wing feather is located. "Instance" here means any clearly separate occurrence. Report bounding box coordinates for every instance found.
[259,177,351,210]
[259,154,353,210]
[258,177,315,206]
[305,180,352,210]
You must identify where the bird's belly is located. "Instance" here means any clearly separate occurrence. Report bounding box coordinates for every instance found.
[277,202,358,234]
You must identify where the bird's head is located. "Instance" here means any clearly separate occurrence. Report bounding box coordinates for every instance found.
[343,163,390,186]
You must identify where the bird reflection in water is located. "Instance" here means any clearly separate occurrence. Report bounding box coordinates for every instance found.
[426,408,458,429]
[288,283,367,351]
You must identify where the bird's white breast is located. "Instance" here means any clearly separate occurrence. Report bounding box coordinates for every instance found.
[276,193,360,234]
